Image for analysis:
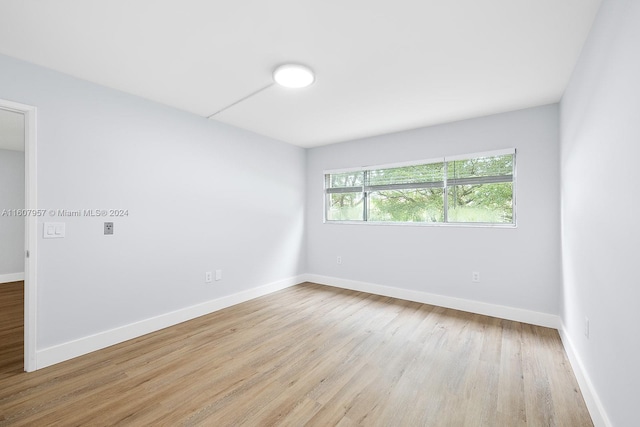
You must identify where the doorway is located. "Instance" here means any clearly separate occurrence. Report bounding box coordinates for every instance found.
[0,100,37,372]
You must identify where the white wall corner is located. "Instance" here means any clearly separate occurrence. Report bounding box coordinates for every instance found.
[35,275,306,369]
[302,274,560,329]
[558,325,613,427]
[0,272,25,284]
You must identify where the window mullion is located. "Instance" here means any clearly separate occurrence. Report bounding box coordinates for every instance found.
[363,170,368,221]
[443,161,449,223]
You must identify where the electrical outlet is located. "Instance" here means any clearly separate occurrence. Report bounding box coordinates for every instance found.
[104,222,114,235]
[585,317,590,339]
[337,256,342,265]
[215,269,222,281]
[205,272,213,283]
[472,272,480,283]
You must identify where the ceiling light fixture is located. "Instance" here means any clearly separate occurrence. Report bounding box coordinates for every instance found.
[207,62,314,118]
[273,64,315,88]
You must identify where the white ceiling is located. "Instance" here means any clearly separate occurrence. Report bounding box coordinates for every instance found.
[0,109,24,152]
[0,0,602,148]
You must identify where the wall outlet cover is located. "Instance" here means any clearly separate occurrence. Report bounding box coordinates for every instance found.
[104,222,114,235]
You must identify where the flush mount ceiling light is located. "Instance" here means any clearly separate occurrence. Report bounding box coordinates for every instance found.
[273,64,315,88]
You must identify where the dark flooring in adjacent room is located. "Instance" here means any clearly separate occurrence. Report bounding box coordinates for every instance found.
[0,281,23,379]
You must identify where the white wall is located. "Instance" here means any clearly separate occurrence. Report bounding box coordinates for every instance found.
[0,148,25,277]
[307,105,561,316]
[0,54,306,350]
[560,0,640,425]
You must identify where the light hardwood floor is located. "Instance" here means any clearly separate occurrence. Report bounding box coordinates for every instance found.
[0,282,592,426]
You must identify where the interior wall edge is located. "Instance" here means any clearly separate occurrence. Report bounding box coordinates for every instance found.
[303,274,560,329]
[558,325,613,427]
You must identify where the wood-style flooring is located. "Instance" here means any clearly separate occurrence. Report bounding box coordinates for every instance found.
[0,282,592,426]
[0,281,23,377]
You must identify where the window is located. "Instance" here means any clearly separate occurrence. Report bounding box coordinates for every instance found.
[324,149,516,226]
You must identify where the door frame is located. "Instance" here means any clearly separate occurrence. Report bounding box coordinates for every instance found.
[0,99,37,372]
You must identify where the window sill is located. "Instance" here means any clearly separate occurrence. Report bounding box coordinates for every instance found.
[323,220,517,229]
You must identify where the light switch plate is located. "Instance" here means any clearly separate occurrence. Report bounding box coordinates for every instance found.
[43,222,65,239]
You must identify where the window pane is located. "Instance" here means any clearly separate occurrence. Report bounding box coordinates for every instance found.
[326,171,364,189]
[325,150,515,225]
[326,192,364,221]
[447,154,513,180]
[368,163,443,186]
[368,188,444,222]
[447,183,513,223]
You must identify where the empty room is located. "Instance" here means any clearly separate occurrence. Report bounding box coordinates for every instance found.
[0,0,638,426]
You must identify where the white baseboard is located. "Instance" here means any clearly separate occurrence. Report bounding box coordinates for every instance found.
[302,274,560,329]
[36,275,304,370]
[34,272,605,426]
[302,275,611,424]
[0,272,25,284]
[558,326,612,427]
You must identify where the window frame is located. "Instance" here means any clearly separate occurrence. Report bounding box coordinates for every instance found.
[323,148,517,227]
